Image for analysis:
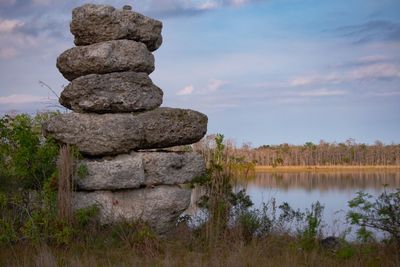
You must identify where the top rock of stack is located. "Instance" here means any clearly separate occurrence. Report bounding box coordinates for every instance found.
[71,4,162,52]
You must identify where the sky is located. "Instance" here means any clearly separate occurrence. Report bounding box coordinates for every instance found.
[0,0,399,147]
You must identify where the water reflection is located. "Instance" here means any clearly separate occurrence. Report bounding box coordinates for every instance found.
[251,171,400,192]
[246,171,400,238]
[188,171,400,239]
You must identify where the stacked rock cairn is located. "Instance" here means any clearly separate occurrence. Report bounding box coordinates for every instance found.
[43,4,208,233]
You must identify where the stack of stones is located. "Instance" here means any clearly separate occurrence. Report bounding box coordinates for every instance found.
[43,4,208,233]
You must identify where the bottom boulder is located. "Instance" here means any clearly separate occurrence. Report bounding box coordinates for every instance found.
[73,185,191,233]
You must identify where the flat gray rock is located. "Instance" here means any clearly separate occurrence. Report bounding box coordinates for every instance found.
[75,153,144,190]
[71,4,162,51]
[57,40,154,81]
[60,72,163,113]
[75,151,205,190]
[43,108,208,156]
[72,186,191,233]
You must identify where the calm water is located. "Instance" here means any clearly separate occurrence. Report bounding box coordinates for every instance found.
[187,170,400,239]
[247,171,400,238]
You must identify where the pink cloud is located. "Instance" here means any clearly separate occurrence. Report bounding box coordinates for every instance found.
[0,18,24,33]
[298,88,347,97]
[0,47,17,59]
[177,85,195,95]
[207,79,228,91]
[0,94,45,104]
[290,62,400,87]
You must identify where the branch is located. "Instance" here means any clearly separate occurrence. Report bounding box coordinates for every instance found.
[39,80,60,100]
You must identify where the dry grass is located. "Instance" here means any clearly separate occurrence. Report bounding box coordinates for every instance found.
[1,234,399,267]
[57,145,74,223]
[255,165,400,173]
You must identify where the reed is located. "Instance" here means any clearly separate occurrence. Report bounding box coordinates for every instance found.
[57,145,74,224]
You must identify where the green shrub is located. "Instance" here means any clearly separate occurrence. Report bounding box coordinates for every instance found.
[336,244,355,259]
[53,223,74,245]
[0,192,7,208]
[347,188,400,245]
[22,210,46,242]
[0,113,59,191]
[237,210,261,242]
[75,205,99,228]
[76,163,89,180]
[300,201,324,250]
[192,134,257,246]
[111,221,162,256]
[0,219,17,244]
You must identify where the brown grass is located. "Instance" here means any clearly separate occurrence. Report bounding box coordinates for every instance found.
[57,145,74,223]
[255,165,400,173]
[1,234,399,267]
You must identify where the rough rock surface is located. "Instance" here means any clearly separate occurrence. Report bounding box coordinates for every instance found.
[57,40,154,81]
[60,72,163,113]
[43,108,208,156]
[75,153,144,190]
[71,4,162,51]
[75,152,205,190]
[72,186,191,233]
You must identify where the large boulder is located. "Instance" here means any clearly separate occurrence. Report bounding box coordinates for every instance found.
[43,108,208,156]
[57,40,154,81]
[75,151,205,190]
[71,4,162,52]
[60,72,163,113]
[73,186,191,233]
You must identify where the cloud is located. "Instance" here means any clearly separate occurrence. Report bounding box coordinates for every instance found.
[176,79,228,96]
[207,79,229,91]
[333,55,391,69]
[0,32,42,59]
[290,60,400,87]
[199,1,219,10]
[31,0,54,5]
[229,0,249,5]
[0,0,263,19]
[0,47,17,59]
[289,74,340,87]
[144,0,263,17]
[0,18,24,33]
[347,63,400,80]
[332,20,400,44]
[17,16,67,38]
[297,89,347,97]
[0,14,69,59]
[177,85,195,95]
[0,94,46,104]
[0,0,16,7]
[0,0,261,59]
[370,90,400,97]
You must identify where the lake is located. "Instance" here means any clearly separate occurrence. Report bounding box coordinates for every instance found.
[187,170,400,240]
[246,170,400,239]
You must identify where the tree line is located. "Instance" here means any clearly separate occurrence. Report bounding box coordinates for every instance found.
[193,135,400,166]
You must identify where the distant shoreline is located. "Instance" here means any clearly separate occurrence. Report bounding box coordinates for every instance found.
[255,165,400,172]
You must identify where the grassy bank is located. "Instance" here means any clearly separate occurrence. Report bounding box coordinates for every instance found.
[1,232,399,267]
[255,165,400,172]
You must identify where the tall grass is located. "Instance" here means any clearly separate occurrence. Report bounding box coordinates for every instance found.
[204,134,232,246]
[57,145,74,224]
[193,134,256,247]
[1,235,399,267]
